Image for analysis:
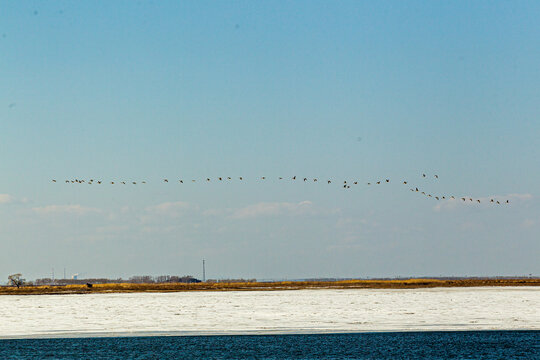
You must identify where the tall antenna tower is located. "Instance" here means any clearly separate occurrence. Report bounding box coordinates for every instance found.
[202,259,206,282]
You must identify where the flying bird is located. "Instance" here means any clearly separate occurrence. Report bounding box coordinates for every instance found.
[52,180,56,182]
[435,196,439,200]
[416,188,419,192]
[506,200,509,204]
[354,182,358,185]
[422,174,426,177]
[497,201,500,204]
[292,176,296,180]
[164,179,168,182]
[435,175,438,179]
[386,179,389,183]
[376,181,381,184]
[207,178,210,181]
[477,200,480,203]
[461,198,465,201]
[132,182,136,185]
[179,180,183,183]
[239,177,243,180]
[328,180,331,184]
[403,181,407,184]
[304,178,307,182]
[219,177,222,181]
[228,177,231,180]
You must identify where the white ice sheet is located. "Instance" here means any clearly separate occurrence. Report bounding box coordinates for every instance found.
[0,287,538,338]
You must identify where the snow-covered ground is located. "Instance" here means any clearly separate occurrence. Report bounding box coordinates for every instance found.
[0,287,538,338]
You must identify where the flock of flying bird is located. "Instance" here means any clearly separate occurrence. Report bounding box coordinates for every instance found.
[51,173,511,205]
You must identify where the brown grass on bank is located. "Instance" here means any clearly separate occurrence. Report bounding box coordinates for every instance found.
[0,278,539,295]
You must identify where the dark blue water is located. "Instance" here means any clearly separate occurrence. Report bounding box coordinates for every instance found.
[1,331,538,359]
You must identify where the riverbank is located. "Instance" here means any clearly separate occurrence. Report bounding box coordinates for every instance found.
[1,278,538,295]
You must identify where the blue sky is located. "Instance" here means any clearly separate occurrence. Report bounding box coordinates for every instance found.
[1,1,539,280]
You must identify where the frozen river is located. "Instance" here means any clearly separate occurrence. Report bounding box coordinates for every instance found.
[0,287,538,338]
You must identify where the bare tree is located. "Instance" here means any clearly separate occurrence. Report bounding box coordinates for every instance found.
[8,274,25,288]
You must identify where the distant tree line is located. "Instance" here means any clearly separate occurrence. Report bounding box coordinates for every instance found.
[128,275,201,284]
[6,274,260,287]
[206,278,256,283]
[30,275,201,286]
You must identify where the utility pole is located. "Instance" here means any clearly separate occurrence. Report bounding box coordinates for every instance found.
[202,259,206,282]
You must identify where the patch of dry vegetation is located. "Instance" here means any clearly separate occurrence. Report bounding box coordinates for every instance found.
[0,278,538,295]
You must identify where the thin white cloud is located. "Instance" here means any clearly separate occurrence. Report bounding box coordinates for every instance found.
[0,194,15,204]
[434,193,533,212]
[145,201,194,217]
[202,208,231,217]
[521,218,537,228]
[32,204,102,215]
[0,194,30,205]
[95,225,130,234]
[336,217,376,229]
[459,221,485,231]
[229,201,318,219]
[507,193,534,201]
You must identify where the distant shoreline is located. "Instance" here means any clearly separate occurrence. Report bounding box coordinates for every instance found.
[1,278,538,295]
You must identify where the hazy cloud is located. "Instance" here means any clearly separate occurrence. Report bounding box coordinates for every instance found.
[229,201,318,219]
[202,208,231,217]
[145,201,193,217]
[521,218,537,228]
[32,204,102,215]
[0,194,15,204]
[0,194,28,204]
[336,217,376,229]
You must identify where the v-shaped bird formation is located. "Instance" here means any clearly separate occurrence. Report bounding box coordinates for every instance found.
[51,174,510,205]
